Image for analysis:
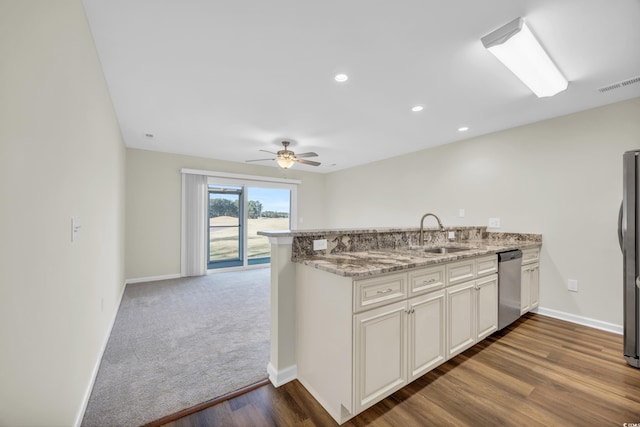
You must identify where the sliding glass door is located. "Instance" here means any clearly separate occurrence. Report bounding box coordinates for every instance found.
[207,181,293,270]
[247,187,291,266]
[208,186,243,269]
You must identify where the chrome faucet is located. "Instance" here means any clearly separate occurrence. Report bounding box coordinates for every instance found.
[419,213,445,245]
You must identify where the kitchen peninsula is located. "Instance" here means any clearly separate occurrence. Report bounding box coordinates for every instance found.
[259,226,541,424]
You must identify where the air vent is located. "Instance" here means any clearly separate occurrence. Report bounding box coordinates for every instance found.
[598,76,640,93]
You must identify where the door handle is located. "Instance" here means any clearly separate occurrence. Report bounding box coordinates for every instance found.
[618,201,624,252]
[636,277,640,289]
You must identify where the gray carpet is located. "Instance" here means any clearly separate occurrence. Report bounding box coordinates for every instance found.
[82,268,270,426]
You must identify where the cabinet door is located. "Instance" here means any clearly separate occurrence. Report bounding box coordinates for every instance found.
[521,265,531,314]
[407,290,446,381]
[529,264,539,309]
[476,275,498,341]
[353,301,407,413]
[446,281,476,359]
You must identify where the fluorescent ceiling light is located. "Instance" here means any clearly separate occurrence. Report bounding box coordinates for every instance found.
[458,126,469,132]
[481,18,568,98]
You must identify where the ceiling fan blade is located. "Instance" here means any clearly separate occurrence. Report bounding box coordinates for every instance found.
[259,149,278,155]
[245,158,275,162]
[294,152,318,158]
[295,158,321,166]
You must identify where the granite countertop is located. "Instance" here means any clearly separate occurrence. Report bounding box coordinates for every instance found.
[297,239,541,278]
[258,226,484,238]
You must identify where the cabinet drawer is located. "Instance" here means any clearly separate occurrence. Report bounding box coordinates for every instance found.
[476,255,498,277]
[447,259,475,286]
[408,265,446,296]
[354,273,407,313]
[522,248,540,265]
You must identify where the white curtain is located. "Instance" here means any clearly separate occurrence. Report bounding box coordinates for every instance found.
[181,173,208,276]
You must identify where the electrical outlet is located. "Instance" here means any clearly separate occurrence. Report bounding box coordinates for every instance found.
[458,208,465,217]
[568,279,578,292]
[488,217,501,228]
[313,239,327,251]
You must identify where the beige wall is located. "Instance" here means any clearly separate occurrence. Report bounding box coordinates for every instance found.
[323,98,640,326]
[0,1,126,426]
[125,148,325,280]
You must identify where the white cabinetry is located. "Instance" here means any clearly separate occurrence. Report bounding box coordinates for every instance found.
[446,281,476,358]
[475,275,498,340]
[407,289,446,381]
[353,268,446,414]
[521,248,540,314]
[446,255,498,358]
[354,300,407,413]
[296,254,497,425]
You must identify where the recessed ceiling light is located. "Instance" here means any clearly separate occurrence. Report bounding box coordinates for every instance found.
[334,73,348,82]
[458,127,469,132]
[411,105,424,112]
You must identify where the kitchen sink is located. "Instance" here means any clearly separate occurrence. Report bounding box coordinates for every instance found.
[408,246,472,254]
[422,247,470,254]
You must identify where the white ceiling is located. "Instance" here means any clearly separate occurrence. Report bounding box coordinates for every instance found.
[83,0,640,173]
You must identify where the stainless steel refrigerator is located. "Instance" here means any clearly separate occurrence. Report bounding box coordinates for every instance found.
[619,149,640,368]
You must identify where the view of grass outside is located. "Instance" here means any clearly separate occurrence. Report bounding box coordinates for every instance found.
[208,216,289,262]
[208,186,291,266]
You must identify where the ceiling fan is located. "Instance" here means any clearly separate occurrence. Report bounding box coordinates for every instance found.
[246,141,321,169]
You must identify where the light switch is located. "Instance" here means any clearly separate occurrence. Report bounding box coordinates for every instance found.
[71,217,81,242]
[459,208,465,217]
[568,279,578,292]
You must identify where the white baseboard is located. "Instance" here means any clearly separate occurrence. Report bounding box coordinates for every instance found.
[534,306,623,335]
[125,273,181,284]
[267,363,297,387]
[74,280,127,427]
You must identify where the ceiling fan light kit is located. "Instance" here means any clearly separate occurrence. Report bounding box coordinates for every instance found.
[246,141,321,169]
[481,17,568,98]
[276,156,295,169]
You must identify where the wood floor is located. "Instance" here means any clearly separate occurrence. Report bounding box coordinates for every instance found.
[162,313,640,426]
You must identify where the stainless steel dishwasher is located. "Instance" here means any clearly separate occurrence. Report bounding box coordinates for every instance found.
[497,249,523,330]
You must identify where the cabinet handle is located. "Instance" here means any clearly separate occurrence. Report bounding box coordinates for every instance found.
[405,308,415,315]
[422,278,436,285]
[377,288,394,294]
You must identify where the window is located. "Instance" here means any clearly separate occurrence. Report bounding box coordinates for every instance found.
[203,174,297,271]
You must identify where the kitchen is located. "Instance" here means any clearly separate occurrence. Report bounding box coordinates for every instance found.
[3,1,640,426]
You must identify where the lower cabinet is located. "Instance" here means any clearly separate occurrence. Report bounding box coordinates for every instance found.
[296,254,500,425]
[521,248,540,314]
[408,290,446,381]
[521,263,540,313]
[354,301,407,413]
[476,274,499,341]
[353,289,446,413]
[446,281,476,358]
[446,274,498,359]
